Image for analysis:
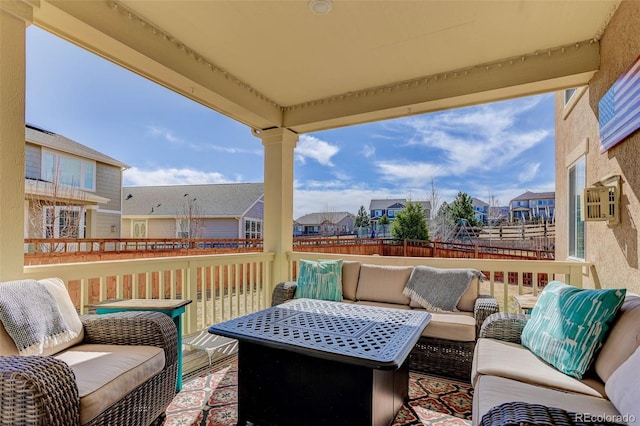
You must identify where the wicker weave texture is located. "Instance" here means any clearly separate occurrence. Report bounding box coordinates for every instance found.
[479,312,530,344]
[271,281,297,306]
[480,401,625,426]
[0,311,178,426]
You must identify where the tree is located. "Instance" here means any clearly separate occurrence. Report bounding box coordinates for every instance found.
[427,176,441,221]
[354,205,370,237]
[391,201,429,240]
[430,201,455,240]
[449,192,481,227]
[177,195,204,239]
[377,214,390,238]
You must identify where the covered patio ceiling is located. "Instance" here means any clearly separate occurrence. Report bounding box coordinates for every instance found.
[32,0,620,134]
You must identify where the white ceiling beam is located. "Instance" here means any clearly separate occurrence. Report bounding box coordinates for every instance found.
[283,41,600,133]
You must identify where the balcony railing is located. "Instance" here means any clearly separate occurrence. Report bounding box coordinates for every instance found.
[22,250,586,338]
[23,252,275,335]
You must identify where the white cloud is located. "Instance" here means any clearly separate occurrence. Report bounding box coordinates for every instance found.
[385,95,551,182]
[376,161,445,186]
[518,162,541,183]
[146,125,183,145]
[362,145,376,158]
[124,166,233,186]
[296,135,339,167]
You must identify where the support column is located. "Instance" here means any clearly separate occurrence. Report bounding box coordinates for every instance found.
[255,127,298,293]
[0,3,31,280]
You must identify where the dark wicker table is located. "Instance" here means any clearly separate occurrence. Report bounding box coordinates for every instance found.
[209,298,431,426]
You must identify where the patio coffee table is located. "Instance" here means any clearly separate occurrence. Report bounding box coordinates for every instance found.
[208,298,431,426]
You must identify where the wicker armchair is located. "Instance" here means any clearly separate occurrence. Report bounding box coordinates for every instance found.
[0,311,178,426]
[272,282,499,381]
[480,401,625,426]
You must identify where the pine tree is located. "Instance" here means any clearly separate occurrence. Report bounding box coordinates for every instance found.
[391,202,429,240]
[450,192,481,227]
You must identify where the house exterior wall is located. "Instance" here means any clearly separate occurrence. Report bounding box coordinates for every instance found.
[95,162,122,212]
[147,218,177,238]
[201,218,239,238]
[245,199,263,219]
[95,211,120,237]
[555,0,640,293]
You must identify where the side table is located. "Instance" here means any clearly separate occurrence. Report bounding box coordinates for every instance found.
[513,294,538,314]
[87,299,192,391]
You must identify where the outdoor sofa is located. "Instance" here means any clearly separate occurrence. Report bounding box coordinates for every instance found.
[472,284,639,425]
[0,278,178,426]
[272,260,499,381]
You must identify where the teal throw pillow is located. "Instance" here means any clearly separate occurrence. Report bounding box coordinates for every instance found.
[295,259,343,302]
[521,281,626,379]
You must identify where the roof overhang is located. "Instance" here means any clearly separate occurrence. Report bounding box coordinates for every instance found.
[30,0,618,134]
[25,179,110,205]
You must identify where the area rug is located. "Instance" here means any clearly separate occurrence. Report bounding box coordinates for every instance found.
[162,355,472,426]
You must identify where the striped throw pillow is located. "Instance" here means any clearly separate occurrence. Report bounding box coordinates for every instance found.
[295,259,343,302]
[521,281,626,379]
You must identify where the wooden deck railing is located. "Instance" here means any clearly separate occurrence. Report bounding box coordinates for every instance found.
[23,252,275,335]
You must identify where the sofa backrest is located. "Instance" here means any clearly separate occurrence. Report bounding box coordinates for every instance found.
[355,264,414,305]
[341,261,361,301]
[594,293,640,383]
[0,278,84,356]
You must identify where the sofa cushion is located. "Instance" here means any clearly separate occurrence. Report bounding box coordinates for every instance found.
[0,278,84,356]
[341,261,361,301]
[605,344,640,424]
[356,265,413,305]
[354,300,410,310]
[595,293,640,382]
[521,281,626,379]
[295,259,343,302]
[472,338,606,397]
[409,276,479,312]
[415,310,476,342]
[55,343,165,425]
[472,375,621,426]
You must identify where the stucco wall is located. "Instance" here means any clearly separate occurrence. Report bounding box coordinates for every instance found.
[555,0,640,293]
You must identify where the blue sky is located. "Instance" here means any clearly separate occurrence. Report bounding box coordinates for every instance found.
[26,26,556,219]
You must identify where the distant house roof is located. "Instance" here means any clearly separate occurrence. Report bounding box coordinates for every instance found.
[122,183,263,217]
[511,191,556,202]
[294,212,354,225]
[472,198,489,207]
[369,199,431,211]
[25,124,129,169]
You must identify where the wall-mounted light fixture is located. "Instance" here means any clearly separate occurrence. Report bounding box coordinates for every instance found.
[308,0,332,15]
[110,225,117,233]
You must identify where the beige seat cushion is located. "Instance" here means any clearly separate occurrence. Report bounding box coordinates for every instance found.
[0,278,84,356]
[472,338,605,397]
[409,276,479,312]
[595,293,640,382]
[354,300,411,310]
[341,261,361,301]
[356,265,413,305]
[472,375,621,426]
[414,310,476,341]
[55,344,165,425]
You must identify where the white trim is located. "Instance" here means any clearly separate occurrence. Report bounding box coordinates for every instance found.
[562,86,588,120]
[96,208,122,215]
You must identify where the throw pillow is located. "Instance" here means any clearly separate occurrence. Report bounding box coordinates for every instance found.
[521,281,626,379]
[605,344,640,425]
[295,259,343,302]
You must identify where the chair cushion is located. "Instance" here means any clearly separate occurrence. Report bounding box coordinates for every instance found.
[520,281,626,379]
[605,344,640,425]
[595,293,640,382]
[55,343,165,425]
[356,265,413,305]
[472,338,605,397]
[473,375,621,426]
[0,278,84,356]
[415,310,476,341]
[295,259,343,302]
[341,261,361,301]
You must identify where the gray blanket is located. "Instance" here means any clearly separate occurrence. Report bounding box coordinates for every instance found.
[403,266,485,312]
[0,279,77,355]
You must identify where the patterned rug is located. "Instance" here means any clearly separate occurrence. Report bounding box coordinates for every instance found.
[162,355,472,426]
